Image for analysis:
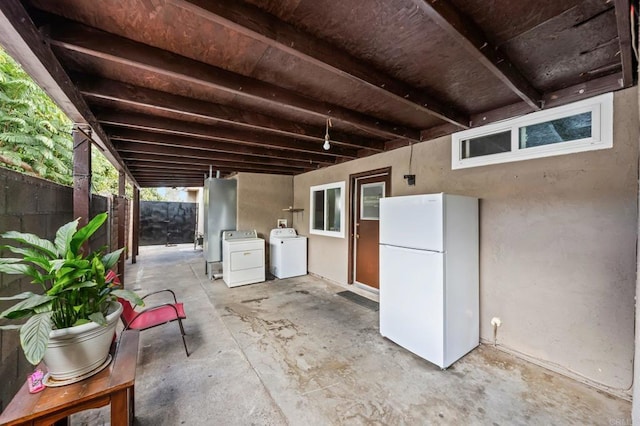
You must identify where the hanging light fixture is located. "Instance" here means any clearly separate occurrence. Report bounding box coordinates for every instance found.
[323,118,332,151]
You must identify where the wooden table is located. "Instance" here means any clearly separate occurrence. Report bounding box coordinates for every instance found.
[0,330,140,426]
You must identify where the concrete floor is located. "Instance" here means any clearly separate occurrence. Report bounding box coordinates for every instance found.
[73,244,631,425]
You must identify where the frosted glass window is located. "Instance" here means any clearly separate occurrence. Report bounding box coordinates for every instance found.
[360,182,384,220]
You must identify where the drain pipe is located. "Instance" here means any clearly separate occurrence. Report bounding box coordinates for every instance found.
[490,317,502,346]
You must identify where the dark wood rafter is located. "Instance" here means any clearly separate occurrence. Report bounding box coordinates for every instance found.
[170,0,469,128]
[134,165,301,178]
[76,77,376,150]
[126,163,306,175]
[100,120,360,158]
[118,150,320,170]
[614,0,634,87]
[45,21,419,142]
[0,0,633,187]
[470,72,625,127]
[0,0,140,187]
[95,111,385,152]
[411,0,542,110]
[105,127,355,160]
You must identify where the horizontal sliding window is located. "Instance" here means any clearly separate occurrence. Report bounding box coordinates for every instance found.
[519,111,592,149]
[452,93,612,169]
[462,131,511,159]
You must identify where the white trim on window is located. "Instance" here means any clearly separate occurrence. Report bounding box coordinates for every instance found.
[452,92,613,169]
[309,181,346,238]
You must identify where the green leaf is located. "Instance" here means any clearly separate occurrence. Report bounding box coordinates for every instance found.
[0,230,57,258]
[69,212,107,254]
[88,311,106,326]
[22,256,51,272]
[47,268,89,295]
[101,248,124,271]
[112,289,144,306]
[20,312,52,365]
[54,219,77,257]
[73,318,91,326]
[0,262,38,279]
[63,280,97,291]
[0,246,42,259]
[0,291,33,301]
[0,293,54,319]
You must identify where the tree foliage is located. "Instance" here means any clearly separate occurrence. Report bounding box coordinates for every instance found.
[0,48,73,184]
[0,47,167,201]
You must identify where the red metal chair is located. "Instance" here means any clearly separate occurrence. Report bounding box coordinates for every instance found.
[114,280,189,357]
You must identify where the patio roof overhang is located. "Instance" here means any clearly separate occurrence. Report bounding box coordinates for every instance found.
[0,0,635,188]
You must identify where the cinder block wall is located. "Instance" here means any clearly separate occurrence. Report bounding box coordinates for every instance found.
[0,167,110,411]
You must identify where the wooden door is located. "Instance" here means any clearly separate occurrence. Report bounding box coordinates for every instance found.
[354,174,389,289]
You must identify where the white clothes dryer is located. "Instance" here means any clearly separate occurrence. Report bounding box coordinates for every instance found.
[222,230,265,287]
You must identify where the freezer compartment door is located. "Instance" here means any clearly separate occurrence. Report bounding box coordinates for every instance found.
[380,244,444,367]
[379,194,443,251]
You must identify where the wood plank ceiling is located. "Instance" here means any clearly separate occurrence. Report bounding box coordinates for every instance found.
[0,0,635,187]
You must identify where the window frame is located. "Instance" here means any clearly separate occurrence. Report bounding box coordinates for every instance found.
[309,181,346,238]
[452,92,613,169]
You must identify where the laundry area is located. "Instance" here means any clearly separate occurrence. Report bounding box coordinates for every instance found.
[72,244,630,425]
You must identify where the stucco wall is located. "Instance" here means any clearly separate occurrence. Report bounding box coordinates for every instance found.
[235,173,294,265]
[293,87,638,391]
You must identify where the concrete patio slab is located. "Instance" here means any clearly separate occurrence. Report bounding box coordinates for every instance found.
[72,244,631,425]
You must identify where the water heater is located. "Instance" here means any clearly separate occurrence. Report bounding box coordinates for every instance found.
[203,177,237,278]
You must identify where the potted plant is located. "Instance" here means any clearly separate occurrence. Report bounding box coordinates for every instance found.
[0,212,142,381]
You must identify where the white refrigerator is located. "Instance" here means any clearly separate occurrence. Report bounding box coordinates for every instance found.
[379,193,479,369]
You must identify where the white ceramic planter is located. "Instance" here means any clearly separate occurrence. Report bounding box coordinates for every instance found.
[43,301,123,381]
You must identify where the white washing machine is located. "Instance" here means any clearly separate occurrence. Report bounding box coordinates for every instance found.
[269,228,307,279]
[222,230,265,287]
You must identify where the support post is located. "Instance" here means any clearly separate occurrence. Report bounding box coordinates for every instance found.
[132,187,139,263]
[117,171,126,285]
[73,126,91,229]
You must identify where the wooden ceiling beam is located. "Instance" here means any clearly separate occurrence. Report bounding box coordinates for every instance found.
[119,150,317,170]
[122,154,317,173]
[126,158,311,173]
[470,72,624,128]
[113,139,334,166]
[127,162,301,174]
[129,163,303,176]
[78,76,372,149]
[95,110,385,152]
[136,180,208,187]
[412,0,542,110]
[170,0,468,128]
[614,0,634,87]
[95,109,384,152]
[105,126,355,160]
[46,21,417,142]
